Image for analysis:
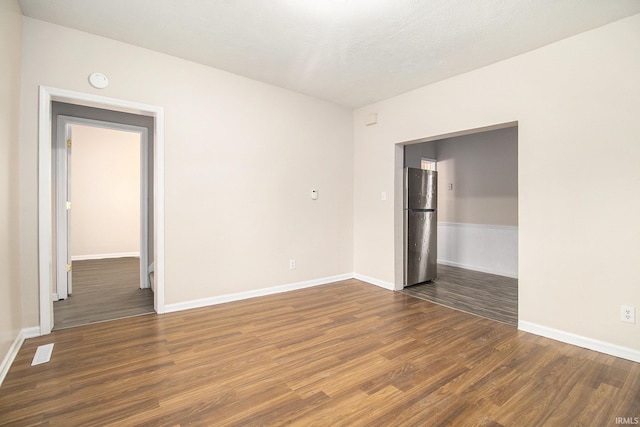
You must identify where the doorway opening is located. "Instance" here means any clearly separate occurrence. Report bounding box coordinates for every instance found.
[38,87,165,335]
[396,122,519,326]
[52,118,154,329]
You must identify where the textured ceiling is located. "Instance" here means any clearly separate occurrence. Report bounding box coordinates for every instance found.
[17,0,640,108]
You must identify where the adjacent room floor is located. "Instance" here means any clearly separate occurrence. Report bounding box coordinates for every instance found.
[53,257,154,330]
[402,264,518,326]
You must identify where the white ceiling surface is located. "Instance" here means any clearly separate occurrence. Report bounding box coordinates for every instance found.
[17,0,640,108]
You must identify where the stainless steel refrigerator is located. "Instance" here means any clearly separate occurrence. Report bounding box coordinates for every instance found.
[404,167,437,287]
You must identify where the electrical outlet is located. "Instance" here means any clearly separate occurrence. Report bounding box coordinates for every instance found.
[289,259,296,270]
[621,305,635,324]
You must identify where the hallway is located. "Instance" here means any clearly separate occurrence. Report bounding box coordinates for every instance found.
[53,257,154,330]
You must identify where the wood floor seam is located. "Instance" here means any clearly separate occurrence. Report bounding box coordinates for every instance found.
[2,279,637,426]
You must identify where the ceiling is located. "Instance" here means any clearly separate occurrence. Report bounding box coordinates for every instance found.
[17,0,640,108]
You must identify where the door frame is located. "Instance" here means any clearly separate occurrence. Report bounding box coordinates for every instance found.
[38,86,165,335]
[55,116,150,300]
[394,121,518,290]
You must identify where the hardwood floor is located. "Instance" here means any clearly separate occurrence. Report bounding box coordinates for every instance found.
[2,279,638,426]
[402,264,518,326]
[53,257,154,330]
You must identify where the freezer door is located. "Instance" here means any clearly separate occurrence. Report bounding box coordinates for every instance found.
[405,210,437,286]
[405,168,437,210]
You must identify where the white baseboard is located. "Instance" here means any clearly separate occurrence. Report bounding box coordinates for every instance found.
[0,327,40,387]
[22,327,40,339]
[437,259,517,279]
[438,222,518,278]
[71,252,140,261]
[353,273,395,290]
[519,321,640,363]
[165,273,354,313]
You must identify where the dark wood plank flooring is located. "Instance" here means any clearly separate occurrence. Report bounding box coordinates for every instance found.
[53,257,154,330]
[2,279,638,426]
[402,264,518,326]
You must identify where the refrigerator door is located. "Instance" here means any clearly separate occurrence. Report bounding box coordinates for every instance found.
[405,168,437,210]
[405,210,437,286]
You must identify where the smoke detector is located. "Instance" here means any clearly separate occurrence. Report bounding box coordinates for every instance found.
[88,72,109,89]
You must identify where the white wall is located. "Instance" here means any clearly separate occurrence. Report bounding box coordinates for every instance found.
[354,14,640,352]
[15,8,639,361]
[0,0,24,378]
[19,18,354,324]
[70,124,141,259]
[437,223,518,278]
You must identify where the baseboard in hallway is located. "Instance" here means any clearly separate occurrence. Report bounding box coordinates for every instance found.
[71,252,140,261]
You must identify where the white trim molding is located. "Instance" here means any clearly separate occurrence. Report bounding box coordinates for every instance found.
[165,273,353,313]
[353,273,395,290]
[38,86,165,334]
[71,252,141,261]
[0,327,40,386]
[437,222,518,278]
[519,321,640,363]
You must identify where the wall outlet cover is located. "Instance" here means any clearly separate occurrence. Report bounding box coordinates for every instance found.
[621,305,635,324]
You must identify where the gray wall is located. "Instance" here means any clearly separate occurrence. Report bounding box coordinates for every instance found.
[404,140,437,168]
[405,126,518,226]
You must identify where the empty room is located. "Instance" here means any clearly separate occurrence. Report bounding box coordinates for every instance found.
[1,0,639,425]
